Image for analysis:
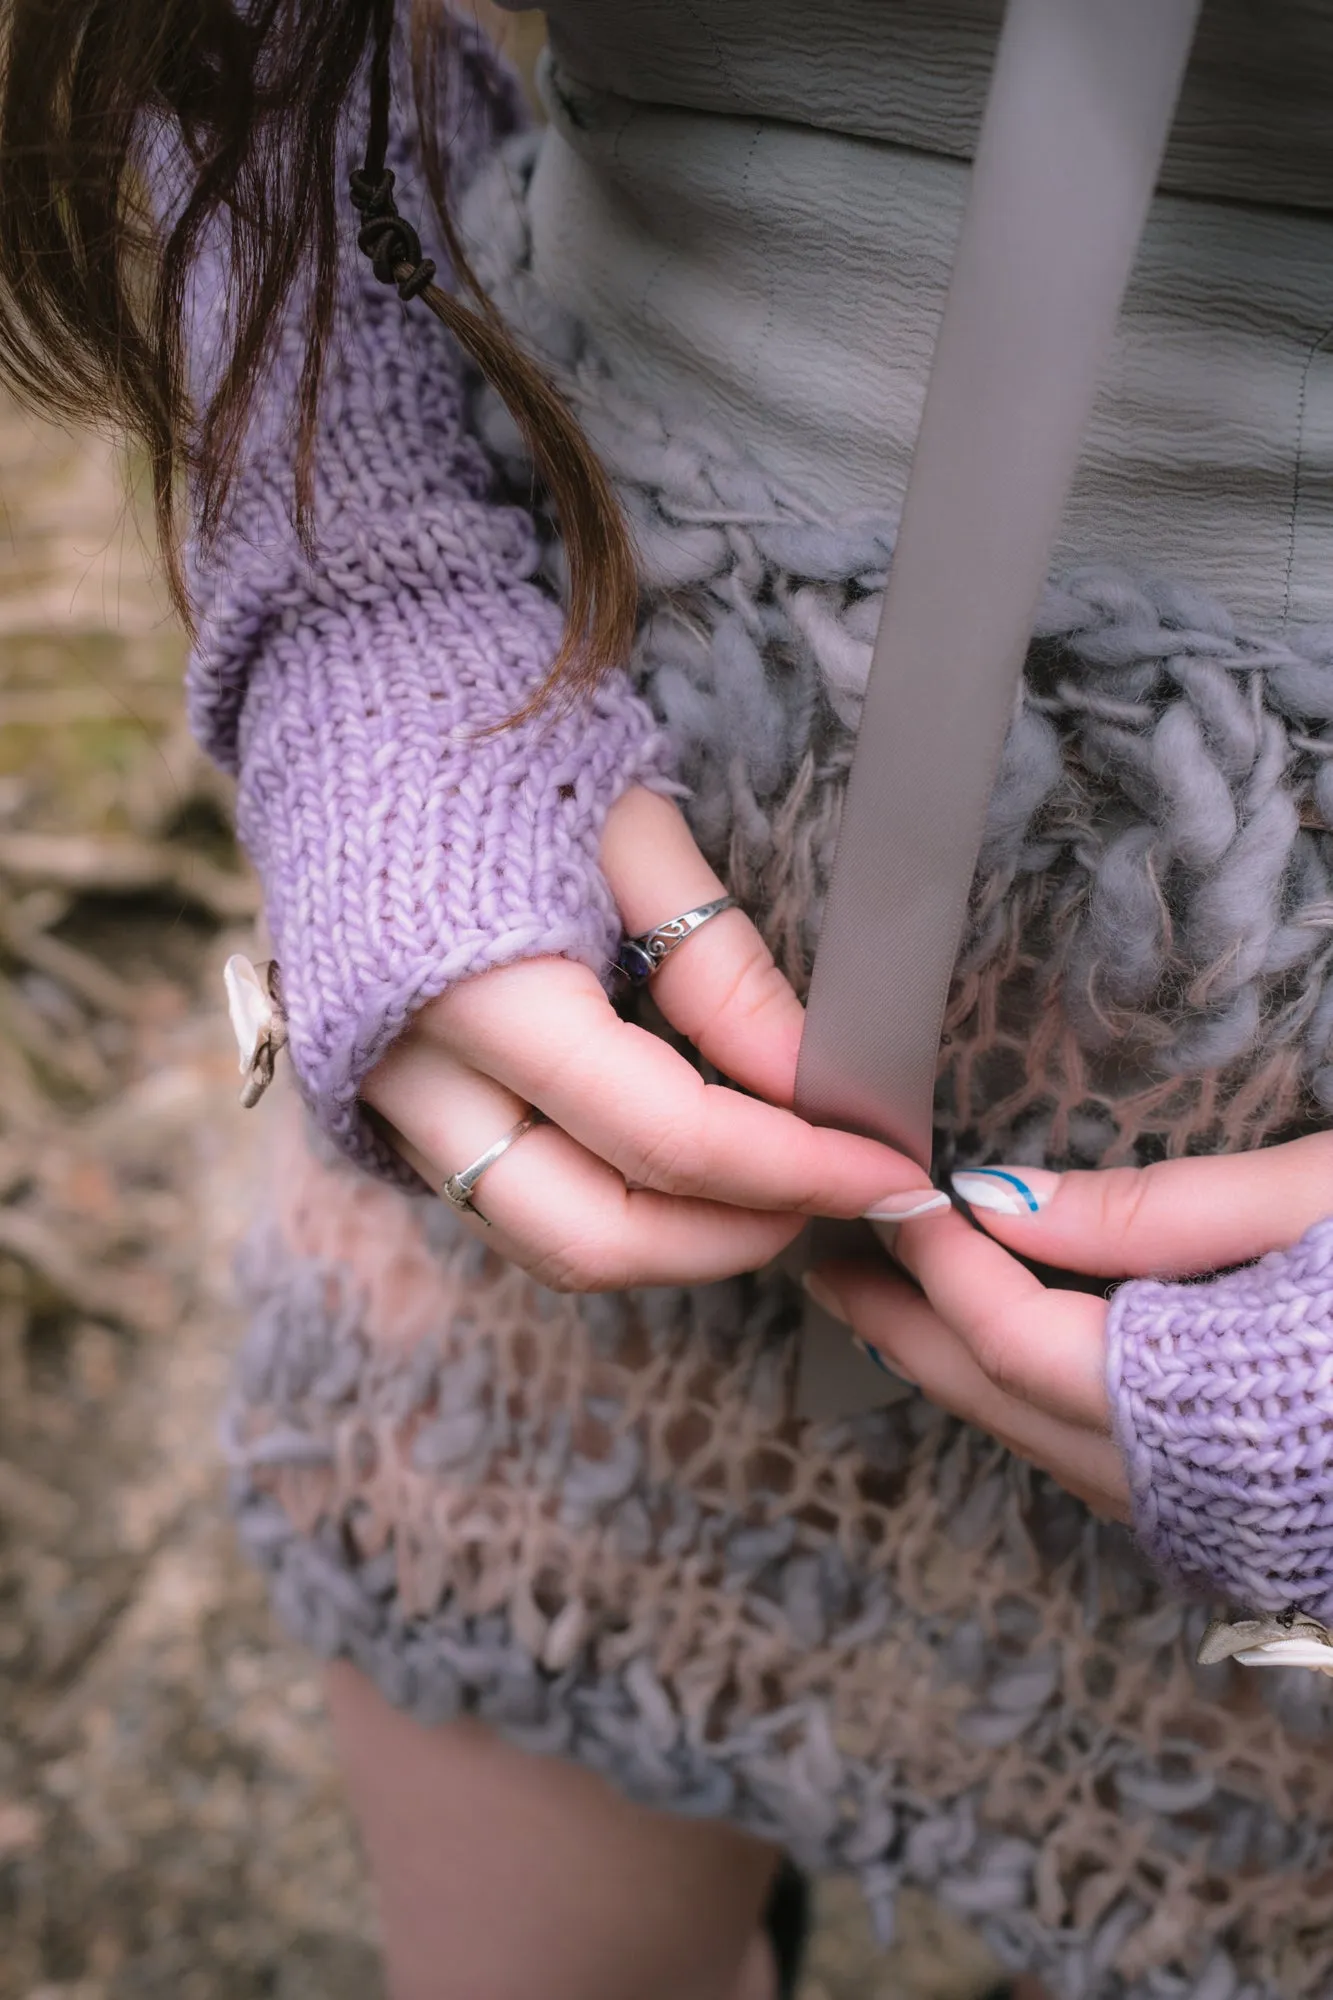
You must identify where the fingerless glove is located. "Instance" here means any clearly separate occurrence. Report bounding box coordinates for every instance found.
[1108,1217,1333,1623]
[180,26,667,1182]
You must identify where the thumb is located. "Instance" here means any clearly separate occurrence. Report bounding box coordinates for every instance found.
[600,786,806,1108]
[950,1132,1333,1280]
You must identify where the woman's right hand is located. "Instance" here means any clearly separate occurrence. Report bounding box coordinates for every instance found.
[361,786,933,1291]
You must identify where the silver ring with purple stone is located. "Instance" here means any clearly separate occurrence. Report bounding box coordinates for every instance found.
[615,895,738,985]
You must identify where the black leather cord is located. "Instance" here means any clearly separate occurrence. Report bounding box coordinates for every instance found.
[348,0,438,301]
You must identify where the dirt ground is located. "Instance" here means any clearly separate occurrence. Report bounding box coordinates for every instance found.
[0,371,1006,1998]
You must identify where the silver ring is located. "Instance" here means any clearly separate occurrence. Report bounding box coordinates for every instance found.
[440,1114,541,1224]
[616,895,737,985]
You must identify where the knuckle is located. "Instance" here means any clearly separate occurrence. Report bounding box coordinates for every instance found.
[526,1238,600,1295]
[720,939,791,1021]
[1093,1163,1158,1245]
[696,938,790,1039]
[969,1308,1023,1398]
[615,1113,708,1199]
[526,1225,626,1296]
[780,1151,831,1216]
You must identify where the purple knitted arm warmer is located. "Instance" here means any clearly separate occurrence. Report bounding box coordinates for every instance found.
[180,28,667,1179]
[1107,1217,1333,1624]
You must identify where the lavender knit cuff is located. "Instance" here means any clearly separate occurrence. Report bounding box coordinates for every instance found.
[1107,1217,1333,1624]
[228,568,668,1184]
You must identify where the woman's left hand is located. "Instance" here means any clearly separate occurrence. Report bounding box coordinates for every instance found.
[807,1133,1333,1520]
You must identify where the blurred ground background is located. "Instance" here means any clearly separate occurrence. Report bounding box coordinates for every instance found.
[0,12,1008,1991]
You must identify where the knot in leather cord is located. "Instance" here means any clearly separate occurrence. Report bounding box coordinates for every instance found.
[348,166,437,301]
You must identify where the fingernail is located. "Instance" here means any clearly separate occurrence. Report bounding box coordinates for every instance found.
[950,1166,1059,1217]
[856,1339,916,1385]
[801,1271,851,1326]
[862,1189,952,1223]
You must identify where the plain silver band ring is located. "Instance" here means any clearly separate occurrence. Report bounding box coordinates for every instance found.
[617,894,737,985]
[441,1113,540,1224]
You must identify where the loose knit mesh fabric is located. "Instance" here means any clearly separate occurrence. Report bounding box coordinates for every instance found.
[230,1098,1333,2000]
[182,33,668,1183]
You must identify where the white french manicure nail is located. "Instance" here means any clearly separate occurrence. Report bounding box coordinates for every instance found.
[862,1190,952,1223]
[950,1167,1055,1217]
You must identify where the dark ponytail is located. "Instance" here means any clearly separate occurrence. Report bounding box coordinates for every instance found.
[0,0,637,712]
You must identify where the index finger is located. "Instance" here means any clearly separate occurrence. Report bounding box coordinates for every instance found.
[431,957,930,1221]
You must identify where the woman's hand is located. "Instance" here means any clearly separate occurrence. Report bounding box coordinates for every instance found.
[807,1134,1333,1518]
[361,787,931,1291]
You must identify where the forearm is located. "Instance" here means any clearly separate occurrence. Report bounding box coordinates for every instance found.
[178,20,668,1176]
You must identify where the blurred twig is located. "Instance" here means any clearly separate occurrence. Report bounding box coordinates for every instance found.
[0,830,258,921]
[0,1455,77,1539]
[0,975,109,1096]
[0,1286,27,1412]
[0,1211,166,1332]
[0,686,179,727]
[1,903,143,1019]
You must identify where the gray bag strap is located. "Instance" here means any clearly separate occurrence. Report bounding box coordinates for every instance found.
[794,0,1202,1168]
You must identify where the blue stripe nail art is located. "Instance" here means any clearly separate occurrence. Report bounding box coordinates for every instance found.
[950,1168,1043,1217]
[973,1169,1040,1211]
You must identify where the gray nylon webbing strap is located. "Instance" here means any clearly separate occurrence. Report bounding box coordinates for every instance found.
[793,0,1202,1170]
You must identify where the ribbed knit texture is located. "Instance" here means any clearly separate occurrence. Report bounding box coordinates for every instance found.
[181,26,667,1180]
[1108,1219,1333,1623]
